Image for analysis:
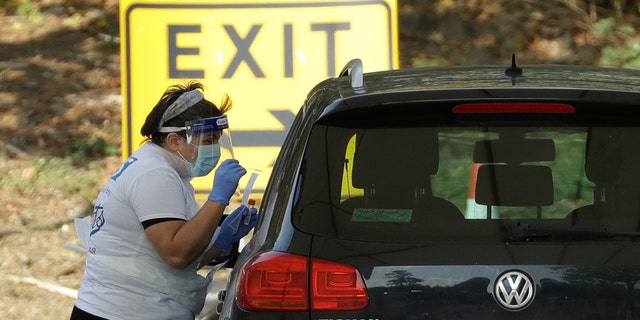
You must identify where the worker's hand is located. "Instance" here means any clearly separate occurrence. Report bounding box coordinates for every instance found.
[208,159,246,205]
[213,205,258,253]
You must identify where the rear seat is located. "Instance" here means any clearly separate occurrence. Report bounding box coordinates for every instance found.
[473,137,555,219]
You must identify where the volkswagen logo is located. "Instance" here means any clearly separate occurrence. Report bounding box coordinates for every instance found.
[493,270,535,311]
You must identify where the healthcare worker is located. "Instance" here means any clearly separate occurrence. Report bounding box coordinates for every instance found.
[70,82,257,319]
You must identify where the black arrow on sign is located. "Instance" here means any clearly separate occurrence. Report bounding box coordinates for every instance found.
[231,110,295,147]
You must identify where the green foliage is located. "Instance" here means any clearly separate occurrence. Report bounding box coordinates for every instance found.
[15,0,36,15]
[600,36,640,69]
[0,156,103,201]
[13,0,44,23]
[594,15,640,69]
[593,17,617,37]
[67,136,118,159]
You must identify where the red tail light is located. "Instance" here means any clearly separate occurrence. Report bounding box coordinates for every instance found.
[311,258,369,310]
[453,102,576,113]
[237,252,308,311]
[237,251,369,311]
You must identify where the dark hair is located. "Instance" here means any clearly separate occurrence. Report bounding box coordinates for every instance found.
[140,81,232,145]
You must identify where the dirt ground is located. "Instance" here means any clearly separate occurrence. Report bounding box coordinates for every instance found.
[0,1,121,318]
[0,0,622,319]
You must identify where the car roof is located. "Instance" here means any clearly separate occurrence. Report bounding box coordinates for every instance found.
[355,65,640,92]
[298,60,640,123]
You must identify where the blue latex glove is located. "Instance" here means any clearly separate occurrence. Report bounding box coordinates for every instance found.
[208,159,246,205]
[213,205,258,253]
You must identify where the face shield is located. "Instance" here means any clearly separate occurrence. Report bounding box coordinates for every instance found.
[182,114,234,177]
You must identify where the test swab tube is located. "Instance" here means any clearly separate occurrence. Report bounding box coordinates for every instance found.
[245,199,256,225]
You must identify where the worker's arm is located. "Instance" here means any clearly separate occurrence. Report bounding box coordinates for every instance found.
[145,200,226,269]
[145,159,245,269]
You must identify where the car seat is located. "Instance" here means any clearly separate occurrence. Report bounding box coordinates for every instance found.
[341,128,463,225]
[566,128,640,229]
[473,138,555,219]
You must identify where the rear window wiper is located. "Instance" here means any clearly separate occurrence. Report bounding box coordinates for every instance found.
[505,220,640,241]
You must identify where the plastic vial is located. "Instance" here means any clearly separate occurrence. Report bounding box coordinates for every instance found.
[245,199,256,225]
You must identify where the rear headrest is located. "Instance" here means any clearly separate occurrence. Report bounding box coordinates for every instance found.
[475,164,553,206]
[585,128,640,184]
[352,129,438,188]
[473,139,555,164]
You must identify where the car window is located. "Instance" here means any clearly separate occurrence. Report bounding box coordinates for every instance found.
[432,128,592,220]
[293,109,640,242]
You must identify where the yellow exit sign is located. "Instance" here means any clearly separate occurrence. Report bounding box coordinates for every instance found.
[120,0,398,197]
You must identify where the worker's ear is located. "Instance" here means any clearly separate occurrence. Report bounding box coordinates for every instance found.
[164,132,184,152]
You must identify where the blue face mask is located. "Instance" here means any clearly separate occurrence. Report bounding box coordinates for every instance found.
[186,143,221,177]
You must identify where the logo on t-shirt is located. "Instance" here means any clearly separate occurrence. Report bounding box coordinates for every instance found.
[90,204,105,236]
[111,156,138,181]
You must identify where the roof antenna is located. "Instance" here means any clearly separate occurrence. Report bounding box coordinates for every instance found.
[504,53,522,85]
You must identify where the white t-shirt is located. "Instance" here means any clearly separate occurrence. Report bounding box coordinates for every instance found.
[75,142,205,320]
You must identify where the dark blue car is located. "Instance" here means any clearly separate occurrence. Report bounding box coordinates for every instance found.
[216,57,640,319]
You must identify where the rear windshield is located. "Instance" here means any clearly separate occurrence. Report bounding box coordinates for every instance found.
[292,108,640,242]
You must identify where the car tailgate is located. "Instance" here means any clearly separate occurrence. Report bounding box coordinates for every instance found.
[309,237,640,320]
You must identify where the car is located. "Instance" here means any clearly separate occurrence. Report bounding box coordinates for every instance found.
[214,56,640,319]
